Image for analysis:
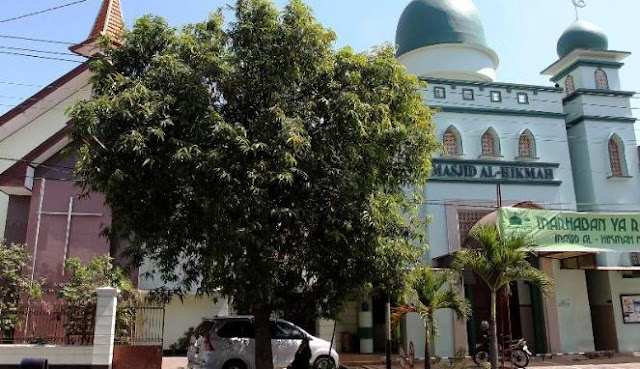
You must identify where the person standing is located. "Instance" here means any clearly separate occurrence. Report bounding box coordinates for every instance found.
[288,337,312,369]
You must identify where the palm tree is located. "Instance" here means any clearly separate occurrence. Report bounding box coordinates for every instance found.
[453,224,554,369]
[391,266,470,369]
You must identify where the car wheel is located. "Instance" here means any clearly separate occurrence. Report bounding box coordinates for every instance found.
[313,356,335,369]
[222,360,247,369]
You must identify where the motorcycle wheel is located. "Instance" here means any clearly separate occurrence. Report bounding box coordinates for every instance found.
[511,348,530,368]
[473,350,490,367]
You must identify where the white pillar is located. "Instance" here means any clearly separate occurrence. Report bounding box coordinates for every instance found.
[358,299,374,354]
[93,287,118,369]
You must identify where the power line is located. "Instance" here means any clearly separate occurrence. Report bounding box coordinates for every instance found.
[0,45,82,57]
[0,34,75,45]
[0,50,84,63]
[0,0,90,24]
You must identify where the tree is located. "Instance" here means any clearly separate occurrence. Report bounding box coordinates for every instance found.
[453,225,554,369]
[59,256,138,344]
[0,242,41,342]
[68,0,439,367]
[391,266,469,369]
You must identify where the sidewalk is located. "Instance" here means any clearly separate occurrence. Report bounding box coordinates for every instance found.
[360,353,640,369]
[162,353,640,369]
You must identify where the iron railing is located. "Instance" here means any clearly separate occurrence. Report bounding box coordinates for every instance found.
[115,305,165,346]
[0,304,96,345]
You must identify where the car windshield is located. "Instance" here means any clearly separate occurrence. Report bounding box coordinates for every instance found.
[275,322,305,339]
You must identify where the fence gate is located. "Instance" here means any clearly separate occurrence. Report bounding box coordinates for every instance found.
[113,305,165,369]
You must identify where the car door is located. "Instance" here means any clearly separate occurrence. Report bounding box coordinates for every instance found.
[274,321,305,367]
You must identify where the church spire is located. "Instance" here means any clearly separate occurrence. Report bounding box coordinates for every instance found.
[70,0,124,57]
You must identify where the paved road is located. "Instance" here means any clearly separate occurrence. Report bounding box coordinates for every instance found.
[532,364,640,369]
[162,356,640,369]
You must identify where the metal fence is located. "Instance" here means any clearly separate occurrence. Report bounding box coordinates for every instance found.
[115,305,165,346]
[0,304,96,345]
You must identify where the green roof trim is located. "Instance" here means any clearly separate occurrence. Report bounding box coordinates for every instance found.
[566,115,637,127]
[424,77,562,93]
[433,106,567,118]
[563,89,636,104]
[396,0,487,57]
[434,158,560,168]
[550,60,624,82]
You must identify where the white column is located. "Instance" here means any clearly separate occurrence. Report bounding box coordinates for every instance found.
[93,287,118,369]
[358,299,374,354]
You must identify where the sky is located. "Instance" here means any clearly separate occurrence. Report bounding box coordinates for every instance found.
[1,0,639,116]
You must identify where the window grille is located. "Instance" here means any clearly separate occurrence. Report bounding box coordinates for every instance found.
[595,69,609,90]
[482,131,496,156]
[519,134,533,158]
[609,137,623,177]
[458,210,492,246]
[565,75,576,94]
[443,128,459,156]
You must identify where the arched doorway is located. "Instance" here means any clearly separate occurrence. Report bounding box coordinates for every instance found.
[462,202,547,355]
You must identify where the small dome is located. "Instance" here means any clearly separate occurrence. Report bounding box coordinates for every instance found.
[396,0,487,57]
[557,20,608,58]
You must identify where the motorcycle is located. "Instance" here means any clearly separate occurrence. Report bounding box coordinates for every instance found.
[472,321,532,368]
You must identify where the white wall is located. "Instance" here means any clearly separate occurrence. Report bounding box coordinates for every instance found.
[607,272,640,353]
[0,345,95,367]
[581,121,640,212]
[0,192,7,240]
[423,85,563,114]
[398,44,498,82]
[163,294,229,350]
[554,263,595,353]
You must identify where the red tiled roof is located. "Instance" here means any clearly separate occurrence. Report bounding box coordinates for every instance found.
[89,0,124,41]
[70,0,124,56]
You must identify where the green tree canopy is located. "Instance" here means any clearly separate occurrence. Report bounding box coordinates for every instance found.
[69,0,439,367]
[0,242,41,340]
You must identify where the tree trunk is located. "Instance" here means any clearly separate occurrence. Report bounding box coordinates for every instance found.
[424,319,431,369]
[489,289,499,369]
[253,307,274,369]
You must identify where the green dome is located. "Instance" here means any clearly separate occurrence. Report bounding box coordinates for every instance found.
[395,0,487,57]
[557,20,608,58]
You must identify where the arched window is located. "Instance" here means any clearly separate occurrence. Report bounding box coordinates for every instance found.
[443,126,462,156]
[608,134,626,177]
[481,128,500,157]
[518,130,536,159]
[595,69,609,90]
[565,75,575,94]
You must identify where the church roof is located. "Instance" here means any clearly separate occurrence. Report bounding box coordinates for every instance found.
[395,0,487,57]
[70,0,124,56]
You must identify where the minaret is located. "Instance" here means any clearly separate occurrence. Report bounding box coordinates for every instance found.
[542,19,639,213]
[69,0,124,57]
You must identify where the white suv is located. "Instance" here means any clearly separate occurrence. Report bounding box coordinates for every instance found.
[187,316,339,369]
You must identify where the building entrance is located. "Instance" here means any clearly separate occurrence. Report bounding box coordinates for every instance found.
[464,276,546,355]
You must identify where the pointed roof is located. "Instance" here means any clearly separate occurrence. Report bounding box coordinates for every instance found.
[70,0,124,57]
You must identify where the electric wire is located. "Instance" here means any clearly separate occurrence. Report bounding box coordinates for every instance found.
[0,50,84,63]
[0,34,75,45]
[0,0,90,24]
[0,45,84,57]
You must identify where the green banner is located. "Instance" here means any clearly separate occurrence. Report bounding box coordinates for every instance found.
[498,207,640,252]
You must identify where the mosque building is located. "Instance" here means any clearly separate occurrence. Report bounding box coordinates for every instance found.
[340,0,640,358]
[0,0,639,357]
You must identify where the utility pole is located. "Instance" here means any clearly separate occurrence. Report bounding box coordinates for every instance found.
[386,298,392,369]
